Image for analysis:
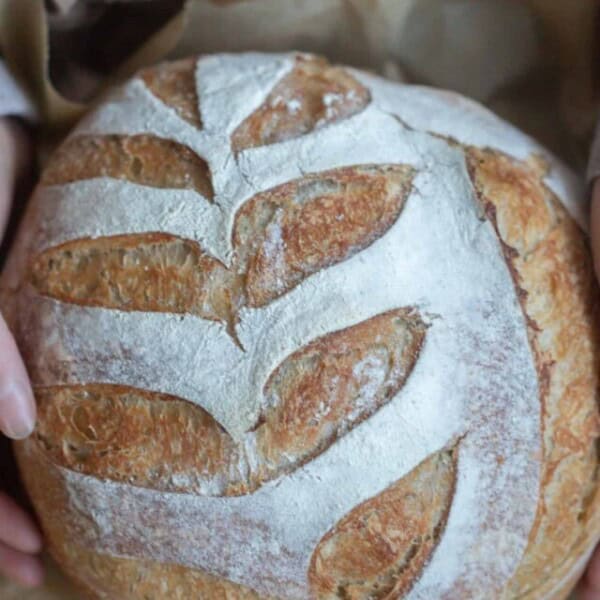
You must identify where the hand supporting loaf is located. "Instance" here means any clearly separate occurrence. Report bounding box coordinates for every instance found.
[0,118,43,588]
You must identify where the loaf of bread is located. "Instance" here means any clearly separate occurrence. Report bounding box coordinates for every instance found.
[1,52,599,599]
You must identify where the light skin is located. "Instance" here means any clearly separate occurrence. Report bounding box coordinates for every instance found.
[1,117,600,594]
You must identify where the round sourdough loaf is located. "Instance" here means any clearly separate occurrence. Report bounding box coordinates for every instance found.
[1,52,599,599]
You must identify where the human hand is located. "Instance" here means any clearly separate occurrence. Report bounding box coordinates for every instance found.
[0,117,43,587]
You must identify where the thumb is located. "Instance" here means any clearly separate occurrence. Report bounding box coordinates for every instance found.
[0,316,35,440]
[0,118,36,439]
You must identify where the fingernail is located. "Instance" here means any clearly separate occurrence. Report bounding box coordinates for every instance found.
[0,380,35,439]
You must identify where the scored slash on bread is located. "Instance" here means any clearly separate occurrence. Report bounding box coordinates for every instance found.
[309,446,457,598]
[140,58,202,128]
[231,55,371,152]
[42,134,215,200]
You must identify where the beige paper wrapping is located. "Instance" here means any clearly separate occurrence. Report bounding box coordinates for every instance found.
[0,0,597,169]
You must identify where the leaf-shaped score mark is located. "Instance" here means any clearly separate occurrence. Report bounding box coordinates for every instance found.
[29,233,240,328]
[309,446,457,599]
[32,309,426,496]
[236,164,415,307]
[30,164,415,337]
[231,54,371,152]
[256,309,425,471]
[42,134,214,200]
[139,57,202,128]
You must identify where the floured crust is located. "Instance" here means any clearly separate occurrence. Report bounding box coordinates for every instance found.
[30,164,415,333]
[2,52,599,599]
[465,148,600,598]
[14,441,268,600]
[231,55,370,152]
[234,164,413,307]
[31,309,425,496]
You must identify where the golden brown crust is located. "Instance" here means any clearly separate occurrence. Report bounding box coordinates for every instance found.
[32,384,239,495]
[139,58,202,127]
[466,147,600,598]
[29,233,233,324]
[31,308,425,496]
[41,134,214,199]
[309,447,457,599]
[231,55,370,152]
